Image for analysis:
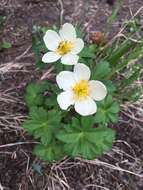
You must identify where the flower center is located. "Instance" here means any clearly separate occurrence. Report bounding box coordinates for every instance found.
[57,41,73,55]
[73,80,90,100]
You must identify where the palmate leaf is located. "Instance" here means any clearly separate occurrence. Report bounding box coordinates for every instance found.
[56,117,115,159]
[22,107,61,145]
[0,41,12,49]
[34,141,64,162]
[91,61,111,80]
[94,95,120,125]
[79,44,97,59]
[103,80,116,95]
[25,81,49,108]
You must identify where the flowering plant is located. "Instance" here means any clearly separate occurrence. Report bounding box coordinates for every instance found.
[23,23,143,162]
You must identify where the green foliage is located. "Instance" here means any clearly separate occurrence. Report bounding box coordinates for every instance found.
[118,86,142,103]
[56,117,115,159]
[79,44,97,59]
[22,21,143,163]
[104,80,116,95]
[109,43,143,79]
[125,17,141,33]
[94,95,120,125]
[0,16,6,26]
[0,41,12,50]
[34,141,64,162]
[91,61,111,80]
[76,25,85,38]
[23,107,61,145]
[32,26,47,69]
[91,62,116,95]
[25,81,49,108]
[119,66,142,88]
[78,44,98,69]
[107,40,136,65]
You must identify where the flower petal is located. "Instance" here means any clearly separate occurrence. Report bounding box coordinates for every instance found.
[56,71,76,90]
[42,52,61,63]
[57,91,74,110]
[89,80,107,101]
[61,53,79,65]
[74,98,97,116]
[59,23,76,41]
[71,38,84,54]
[43,30,61,51]
[74,63,91,81]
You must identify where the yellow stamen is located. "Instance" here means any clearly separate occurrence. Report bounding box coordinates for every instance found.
[57,41,73,55]
[73,80,90,100]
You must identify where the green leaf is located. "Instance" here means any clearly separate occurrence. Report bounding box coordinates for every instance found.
[125,17,141,33]
[116,63,143,102]
[71,117,81,128]
[108,44,143,78]
[34,142,64,162]
[25,81,49,108]
[94,111,107,124]
[91,61,111,80]
[32,26,48,69]
[0,16,6,25]
[54,60,66,73]
[119,67,141,88]
[94,95,120,125]
[107,113,118,123]
[79,44,97,59]
[103,80,116,95]
[107,40,136,65]
[32,35,46,69]
[118,86,143,102]
[56,119,115,159]
[85,127,115,152]
[0,41,12,49]
[44,95,57,108]
[22,107,61,145]
[76,25,85,38]
[108,102,120,113]
[80,116,95,129]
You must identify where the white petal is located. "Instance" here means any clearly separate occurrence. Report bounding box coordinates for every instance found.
[59,23,76,41]
[57,91,74,110]
[74,63,91,81]
[43,30,61,51]
[56,71,76,90]
[89,80,107,101]
[42,52,61,63]
[61,53,79,65]
[71,38,84,54]
[74,98,97,116]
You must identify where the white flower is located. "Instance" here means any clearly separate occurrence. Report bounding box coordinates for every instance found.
[56,63,107,116]
[42,23,84,65]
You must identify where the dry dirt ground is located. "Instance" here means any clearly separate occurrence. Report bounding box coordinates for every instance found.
[0,0,143,190]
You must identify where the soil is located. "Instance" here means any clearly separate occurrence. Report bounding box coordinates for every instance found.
[0,0,143,190]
